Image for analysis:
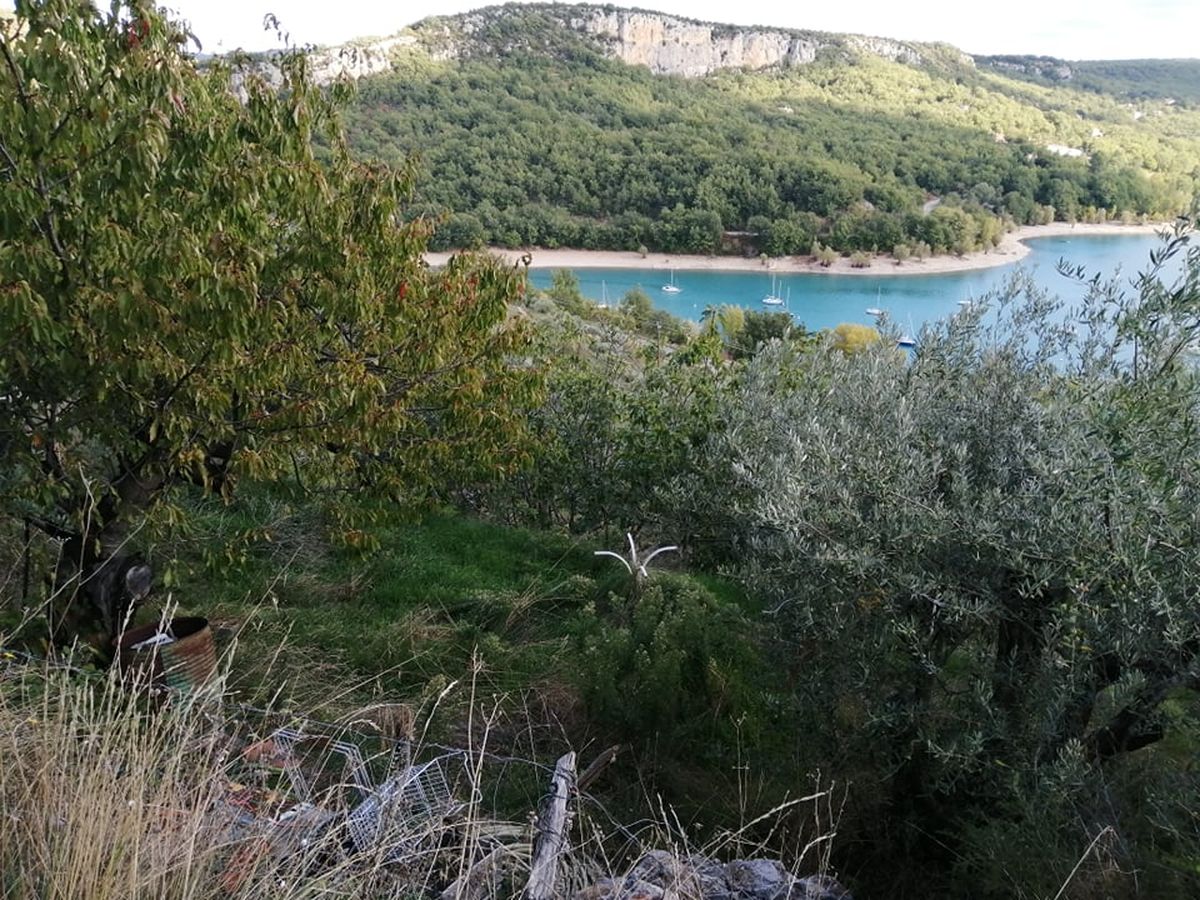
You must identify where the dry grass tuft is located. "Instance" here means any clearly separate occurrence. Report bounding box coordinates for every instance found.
[0,655,843,900]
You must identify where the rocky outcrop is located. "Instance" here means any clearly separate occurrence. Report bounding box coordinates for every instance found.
[234,4,951,87]
[574,851,853,900]
[571,9,829,77]
[292,5,936,85]
[558,7,924,77]
[974,54,1074,81]
[306,35,421,82]
[227,34,422,96]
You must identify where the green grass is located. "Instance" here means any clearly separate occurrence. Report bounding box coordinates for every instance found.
[2,490,795,826]
[160,494,756,721]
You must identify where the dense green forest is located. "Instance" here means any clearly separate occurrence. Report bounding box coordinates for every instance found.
[337,5,1200,255]
[975,55,1200,105]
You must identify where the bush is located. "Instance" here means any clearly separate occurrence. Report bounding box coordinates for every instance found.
[813,243,838,267]
[480,328,736,550]
[719,225,1200,895]
[569,575,763,746]
[830,322,881,353]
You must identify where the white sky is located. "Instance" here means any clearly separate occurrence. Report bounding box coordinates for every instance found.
[6,1,1198,60]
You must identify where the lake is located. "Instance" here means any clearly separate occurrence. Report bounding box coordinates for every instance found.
[527,234,1170,333]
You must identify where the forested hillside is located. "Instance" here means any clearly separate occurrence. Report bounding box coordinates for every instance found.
[976,55,1200,105]
[332,4,1200,255]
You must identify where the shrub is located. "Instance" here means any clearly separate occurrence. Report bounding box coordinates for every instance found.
[830,322,881,354]
[813,243,839,267]
[570,575,763,746]
[719,224,1200,895]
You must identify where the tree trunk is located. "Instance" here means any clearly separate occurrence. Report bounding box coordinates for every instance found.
[47,461,164,658]
[990,578,1058,738]
[52,524,152,661]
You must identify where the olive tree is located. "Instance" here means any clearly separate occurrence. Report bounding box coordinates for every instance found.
[478,313,736,555]
[0,2,537,647]
[720,223,1200,887]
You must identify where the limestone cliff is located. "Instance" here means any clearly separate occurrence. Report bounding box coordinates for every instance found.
[307,35,422,82]
[285,4,964,85]
[975,54,1075,82]
[568,7,924,76]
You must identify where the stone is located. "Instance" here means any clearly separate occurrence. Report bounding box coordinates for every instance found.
[627,850,704,900]
[628,850,679,887]
[724,859,790,900]
[623,880,668,900]
[793,876,853,900]
[584,854,850,900]
[575,879,618,900]
[576,878,670,900]
[685,856,734,900]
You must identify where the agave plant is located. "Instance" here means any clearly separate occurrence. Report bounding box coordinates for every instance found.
[594,532,678,594]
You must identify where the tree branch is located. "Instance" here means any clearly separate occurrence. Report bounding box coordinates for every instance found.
[1084,649,1200,763]
[2,32,71,273]
[22,512,77,542]
[0,34,30,112]
[0,138,18,178]
[1087,699,1166,761]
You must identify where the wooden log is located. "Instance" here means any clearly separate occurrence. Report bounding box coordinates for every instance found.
[523,751,576,900]
[576,745,620,793]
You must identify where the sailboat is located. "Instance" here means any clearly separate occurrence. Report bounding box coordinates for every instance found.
[762,274,784,306]
[599,280,610,309]
[865,286,884,318]
[897,315,917,348]
[661,269,681,294]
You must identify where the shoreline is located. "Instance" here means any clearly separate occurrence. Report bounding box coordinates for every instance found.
[425,222,1166,278]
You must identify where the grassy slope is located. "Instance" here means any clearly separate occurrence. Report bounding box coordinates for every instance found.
[163,494,751,716]
[146,494,782,830]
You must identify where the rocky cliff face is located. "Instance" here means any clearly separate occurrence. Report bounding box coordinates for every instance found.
[975,54,1074,81]
[274,4,949,86]
[572,9,826,76]
[307,36,422,82]
[569,8,923,76]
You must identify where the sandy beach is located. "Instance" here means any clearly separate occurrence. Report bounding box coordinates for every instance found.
[425,222,1167,277]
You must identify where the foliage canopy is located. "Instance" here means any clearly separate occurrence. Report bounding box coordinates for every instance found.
[0,1,537,645]
[720,222,1200,893]
[343,6,1200,254]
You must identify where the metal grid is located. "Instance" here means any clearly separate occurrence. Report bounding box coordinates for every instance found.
[346,752,461,855]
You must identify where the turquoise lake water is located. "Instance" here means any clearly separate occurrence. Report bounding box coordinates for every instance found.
[527,234,1170,333]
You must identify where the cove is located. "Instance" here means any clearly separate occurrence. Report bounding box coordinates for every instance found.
[527,235,1168,333]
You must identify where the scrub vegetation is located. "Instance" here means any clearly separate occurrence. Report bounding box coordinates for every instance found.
[2,3,1200,898]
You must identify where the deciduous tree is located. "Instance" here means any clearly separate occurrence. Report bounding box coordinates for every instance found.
[0,1,537,648]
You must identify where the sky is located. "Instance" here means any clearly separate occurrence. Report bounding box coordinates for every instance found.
[6,1,1198,60]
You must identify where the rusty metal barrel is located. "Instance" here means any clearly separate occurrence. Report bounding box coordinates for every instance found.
[116,616,217,694]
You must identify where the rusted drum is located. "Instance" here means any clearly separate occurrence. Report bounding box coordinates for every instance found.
[116,616,216,693]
